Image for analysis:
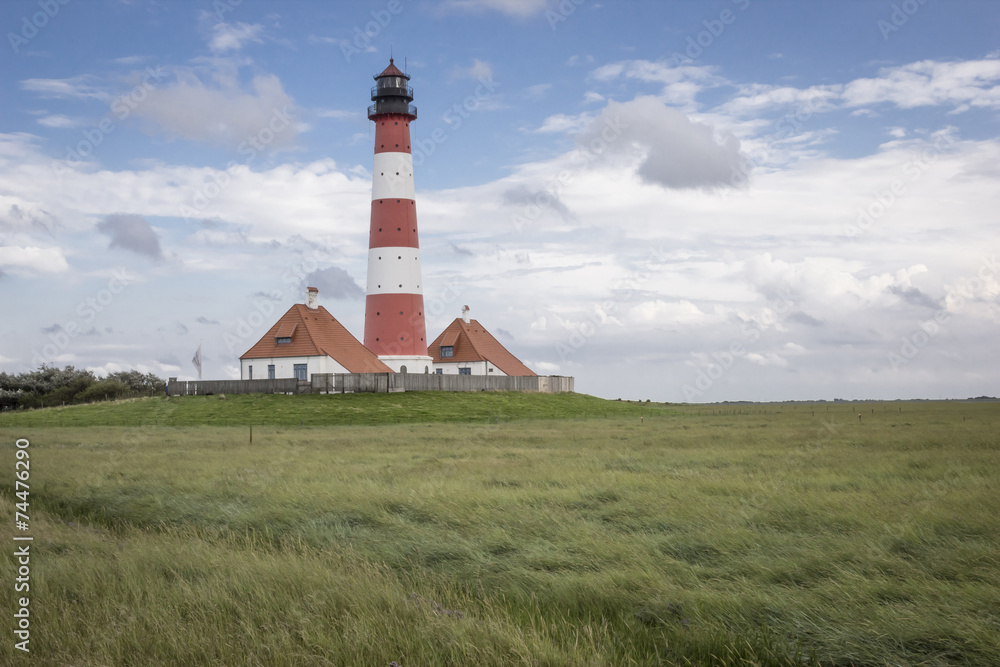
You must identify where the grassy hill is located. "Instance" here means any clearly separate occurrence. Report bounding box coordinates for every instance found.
[0,391,665,428]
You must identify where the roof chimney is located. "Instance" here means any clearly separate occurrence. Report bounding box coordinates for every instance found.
[306,287,319,309]
[461,305,470,324]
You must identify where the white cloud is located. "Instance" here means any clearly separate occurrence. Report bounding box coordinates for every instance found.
[0,245,70,275]
[590,59,726,110]
[208,22,264,53]
[535,112,592,133]
[719,57,1000,120]
[316,109,359,120]
[37,114,83,128]
[20,75,109,102]
[629,300,716,326]
[453,58,494,81]
[443,0,548,17]
[841,58,1000,110]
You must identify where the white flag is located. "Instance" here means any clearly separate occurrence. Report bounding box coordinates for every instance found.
[191,343,202,379]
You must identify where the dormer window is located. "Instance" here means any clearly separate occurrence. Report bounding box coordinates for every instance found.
[440,345,454,358]
[275,322,297,344]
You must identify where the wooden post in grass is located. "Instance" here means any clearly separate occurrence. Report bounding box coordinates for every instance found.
[250,425,253,444]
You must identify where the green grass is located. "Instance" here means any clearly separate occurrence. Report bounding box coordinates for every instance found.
[0,391,658,428]
[2,398,999,665]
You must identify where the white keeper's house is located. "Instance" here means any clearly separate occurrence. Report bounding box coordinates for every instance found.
[428,306,536,377]
[240,287,392,380]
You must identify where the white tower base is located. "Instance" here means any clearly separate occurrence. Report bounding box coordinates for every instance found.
[378,355,434,374]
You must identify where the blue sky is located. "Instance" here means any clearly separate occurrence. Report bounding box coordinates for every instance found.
[1,0,998,402]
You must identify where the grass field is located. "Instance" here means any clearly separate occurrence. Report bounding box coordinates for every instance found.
[2,395,999,665]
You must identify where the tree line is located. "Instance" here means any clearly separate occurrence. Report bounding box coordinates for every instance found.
[0,366,165,411]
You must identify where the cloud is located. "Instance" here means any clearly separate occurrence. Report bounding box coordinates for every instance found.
[316,109,359,121]
[208,22,264,53]
[0,245,69,275]
[443,0,548,17]
[303,266,365,300]
[96,214,163,259]
[453,59,494,81]
[37,114,83,128]
[841,58,1000,110]
[578,97,743,190]
[590,59,726,110]
[889,285,941,310]
[788,311,823,327]
[19,75,109,101]
[129,67,298,149]
[720,57,1000,119]
[1,203,56,237]
[501,185,575,221]
[195,316,221,325]
[535,112,592,133]
[450,243,474,256]
[525,83,552,98]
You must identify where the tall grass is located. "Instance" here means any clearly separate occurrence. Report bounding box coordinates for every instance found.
[2,400,998,665]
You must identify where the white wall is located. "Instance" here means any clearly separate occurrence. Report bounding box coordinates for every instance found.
[379,355,433,374]
[432,360,506,376]
[241,355,349,380]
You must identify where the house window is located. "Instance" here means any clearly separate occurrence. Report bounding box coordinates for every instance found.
[268,365,275,379]
[435,368,443,375]
[276,337,292,344]
[440,346,454,358]
[293,364,307,381]
[248,366,253,380]
[458,367,471,376]
[488,367,494,373]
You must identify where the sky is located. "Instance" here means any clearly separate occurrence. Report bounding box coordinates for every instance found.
[1,0,998,403]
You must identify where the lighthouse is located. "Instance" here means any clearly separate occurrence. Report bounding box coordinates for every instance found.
[363,58,433,374]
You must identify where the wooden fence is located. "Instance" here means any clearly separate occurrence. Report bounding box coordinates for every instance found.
[167,374,573,396]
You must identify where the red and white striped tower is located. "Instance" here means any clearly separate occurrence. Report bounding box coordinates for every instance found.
[363,58,433,373]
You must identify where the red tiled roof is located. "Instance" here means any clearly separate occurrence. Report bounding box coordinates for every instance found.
[428,319,536,376]
[241,304,392,373]
[376,58,407,79]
